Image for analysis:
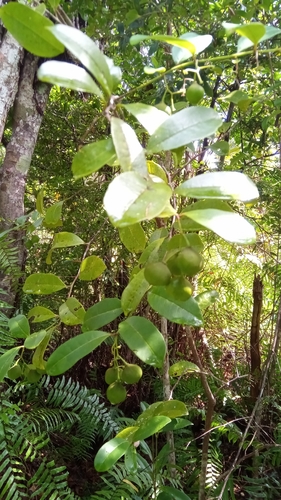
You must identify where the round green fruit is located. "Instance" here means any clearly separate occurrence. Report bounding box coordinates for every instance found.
[144,262,172,286]
[7,364,22,380]
[177,247,203,277]
[25,369,42,383]
[166,276,193,301]
[105,367,122,385]
[106,382,127,405]
[121,364,143,384]
[186,82,204,105]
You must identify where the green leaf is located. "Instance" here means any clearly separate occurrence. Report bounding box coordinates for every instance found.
[49,24,112,95]
[172,32,213,63]
[36,189,44,215]
[236,22,265,47]
[23,273,67,295]
[27,306,57,323]
[161,417,192,432]
[210,140,229,156]
[148,287,203,326]
[0,3,64,57]
[139,238,166,265]
[37,61,103,97]
[46,330,110,375]
[137,400,187,424]
[59,297,85,326]
[147,107,222,153]
[52,232,84,249]
[183,209,256,244]
[79,256,106,281]
[121,269,150,315]
[195,290,219,310]
[111,117,147,176]
[0,347,22,382]
[118,316,166,367]
[123,103,168,135]
[72,139,116,180]
[133,416,171,441]
[24,330,48,350]
[222,90,252,104]
[176,172,259,202]
[82,298,123,332]
[44,201,63,229]
[103,172,172,227]
[147,160,167,182]
[169,360,200,377]
[94,438,130,472]
[119,224,146,253]
[8,315,30,339]
[130,34,196,53]
[158,486,191,500]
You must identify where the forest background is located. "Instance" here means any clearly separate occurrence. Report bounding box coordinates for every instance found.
[0,0,281,499]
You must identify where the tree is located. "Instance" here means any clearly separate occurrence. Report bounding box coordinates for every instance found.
[1,1,281,499]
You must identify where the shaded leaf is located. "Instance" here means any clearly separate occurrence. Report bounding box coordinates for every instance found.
[82,298,123,332]
[121,269,150,315]
[27,306,57,323]
[52,232,84,249]
[8,315,30,339]
[94,438,130,472]
[72,139,116,179]
[195,290,219,310]
[46,331,110,375]
[24,330,48,350]
[0,347,22,382]
[133,416,171,441]
[44,201,63,229]
[137,400,187,425]
[118,316,166,367]
[169,360,200,377]
[119,224,146,253]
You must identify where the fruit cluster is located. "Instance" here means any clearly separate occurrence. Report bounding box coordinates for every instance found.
[105,363,142,404]
[144,239,203,301]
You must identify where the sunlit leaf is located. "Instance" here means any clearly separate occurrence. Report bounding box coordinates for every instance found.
[44,201,63,229]
[169,360,200,377]
[24,330,48,349]
[27,306,57,323]
[148,287,203,326]
[82,298,123,331]
[111,117,147,176]
[38,61,103,96]
[94,438,130,472]
[59,297,85,325]
[8,315,30,339]
[130,34,196,53]
[23,273,67,295]
[172,32,213,63]
[52,232,84,249]
[119,223,146,253]
[121,269,150,315]
[0,347,22,382]
[0,3,64,57]
[195,290,219,310]
[123,103,168,135]
[79,256,106,281]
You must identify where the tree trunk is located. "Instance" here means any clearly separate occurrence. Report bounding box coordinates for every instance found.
[0,28,50,309]
[250,274,262,402]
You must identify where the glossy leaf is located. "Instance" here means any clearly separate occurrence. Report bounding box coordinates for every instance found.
[0,347,22,382]
[24,330,48,350]
[27,306,57,323]
[82,298,123,332]
[176,172,259,202]
[147,107,222,153]
[172,32,213,63]
[38,61,103,96]
[94,438,130,472]
[23,273,67,295]
[36,189,44,215]
[52,232,84,249]
[79,256,106,281]
[72,139,116,180]
[130,34,196,53]
[121,269,150,315]
[119,224,146,253]
[169,360,200,377]
[0,3,64,57]
[111,117,147,176]
[183,209,256,244]
[123,103,168,135]
[236,23,265,46]
[118,316,166,367]
[103,172,172,227]
[139,238,166,265]
[195,290,219,310]
[59,297,85,326]
[44,201,63,229]
[137,400,188,425]
[46,330,109,375]
[49,24,112,95]
[8,315,30,339]
[133,416,171,441]
[148,287,203,326]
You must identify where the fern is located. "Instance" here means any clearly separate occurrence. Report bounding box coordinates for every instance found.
[0,235,22,290]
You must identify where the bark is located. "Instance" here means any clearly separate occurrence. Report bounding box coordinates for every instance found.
[0,46,50,308]
[250,275,262,402]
